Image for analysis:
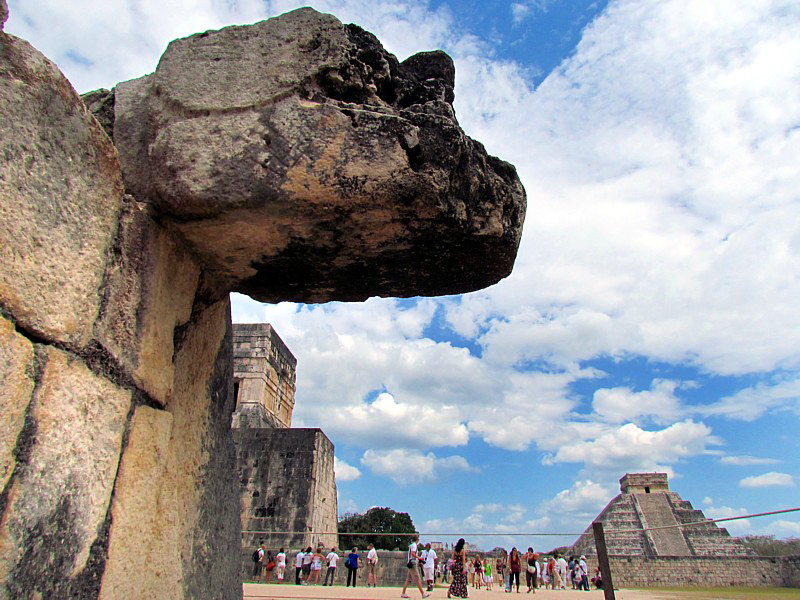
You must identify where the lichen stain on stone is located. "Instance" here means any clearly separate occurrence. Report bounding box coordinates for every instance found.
[5,492,106,599]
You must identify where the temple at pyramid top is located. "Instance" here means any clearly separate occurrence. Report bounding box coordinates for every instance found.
[619,472,670,494]
[569,473,753,558]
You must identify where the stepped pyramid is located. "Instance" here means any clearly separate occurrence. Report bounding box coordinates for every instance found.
[570,473,753,557]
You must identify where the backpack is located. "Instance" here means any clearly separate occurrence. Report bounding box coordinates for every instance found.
[252,550,260,563]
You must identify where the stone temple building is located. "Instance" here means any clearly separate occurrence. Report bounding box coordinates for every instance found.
[231,324,338,560]
[232,323,297,429]
[570,473,752,558]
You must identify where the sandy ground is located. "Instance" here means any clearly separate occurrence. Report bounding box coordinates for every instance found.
[241,583,694,600]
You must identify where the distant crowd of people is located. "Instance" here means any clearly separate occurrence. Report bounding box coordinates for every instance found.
[251,537,604,595]
[250,541,379,587]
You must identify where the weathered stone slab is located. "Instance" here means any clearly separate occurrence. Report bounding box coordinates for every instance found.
[0,347,131,598]
[99,298,239,599]
[93,196,200,405]
[168,298,240,599]
[110,7,526,303]
[1,5,528,597]
[0,316,35,493]
[0,32,123,347]
[99,406,178,600]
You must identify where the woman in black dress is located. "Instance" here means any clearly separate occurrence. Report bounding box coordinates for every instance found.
[447,538,468,598]
[508,547,521,593]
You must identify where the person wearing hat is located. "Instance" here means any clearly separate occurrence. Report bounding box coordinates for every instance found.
[578,556,589,591]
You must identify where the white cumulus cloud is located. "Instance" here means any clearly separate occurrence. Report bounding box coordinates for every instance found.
[548,420,718,473]
[592,379,683,425]
[334,457,362,482]
[719,455,781,467]
[739,472,796,488]
[361,448,476,485]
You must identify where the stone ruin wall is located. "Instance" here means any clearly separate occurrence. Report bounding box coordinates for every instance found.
[232,323,297,429]
[600,555,800,588]
[235,427,338,579]
[0,2,525,597]
[569,473,799,588]
[571,473,752,559]
[231,322,338,579]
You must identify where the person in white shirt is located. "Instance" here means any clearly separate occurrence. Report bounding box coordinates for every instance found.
[556,555,568,590]
[295,549,305,585]
[423,543,437,591]
[401,534,430,599]
[578,556,589,591]
[366,544,379,587]
[275,548,286,584]
[253,542,265,582]
[324,547,339,586]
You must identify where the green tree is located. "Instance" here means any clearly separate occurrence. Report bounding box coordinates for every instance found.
[338,507,416,551]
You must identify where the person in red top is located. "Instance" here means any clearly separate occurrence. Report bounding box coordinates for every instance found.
[496,553,506,586]
[508,547,521,593]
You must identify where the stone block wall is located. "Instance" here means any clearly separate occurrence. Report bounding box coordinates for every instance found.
[0,22,239,598]
[1,3,525,598]
[781,556,800,588]
[232,324,296,428]
[235,428,338,562]
[600,555,798,588]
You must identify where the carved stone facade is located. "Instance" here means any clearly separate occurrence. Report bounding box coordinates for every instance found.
[232,324,296,429]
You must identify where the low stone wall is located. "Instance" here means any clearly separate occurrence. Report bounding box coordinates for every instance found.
[600,555,800,588]
[780,556,800,588]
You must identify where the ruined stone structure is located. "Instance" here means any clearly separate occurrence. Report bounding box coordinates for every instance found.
[571,472,752,558]
[597,555,800,588]
[235,428,338,557]
[0,3,526,597]
[232,324,296,429]
[566,473,800,588]
[231,323,338,571]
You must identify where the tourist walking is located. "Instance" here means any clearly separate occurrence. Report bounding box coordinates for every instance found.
[346,547,360,587]
[309,547,324,585]
[423,543,437,591]
[508,547,521,593]
[401,534,430,598]
[323,547,339,586]
[295,548,305,585]
[263,549,275,583]
[524,547,537,593]
[302,546,313,584]
[473,556,483,589]
[253,541,265,582]
[483,560,493,590]
[578,556,590,591]
[447,538,468,599]
[541,559,550,590]
[445,556,455,584]
[556,554,568,590]
[496,553,506,587]
[275,548,286,583]
[367,543,379,587]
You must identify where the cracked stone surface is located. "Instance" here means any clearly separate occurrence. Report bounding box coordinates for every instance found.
[101,7,526,303]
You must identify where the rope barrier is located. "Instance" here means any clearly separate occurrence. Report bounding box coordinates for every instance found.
[240,506,800,538]
[603,506,800,535]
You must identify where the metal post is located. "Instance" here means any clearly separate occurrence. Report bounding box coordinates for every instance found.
[592,521,616,600]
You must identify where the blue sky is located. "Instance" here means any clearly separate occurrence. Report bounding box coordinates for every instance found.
[9,0,800,551]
